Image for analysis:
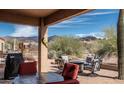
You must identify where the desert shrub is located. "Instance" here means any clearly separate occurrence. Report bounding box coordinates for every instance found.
[48,36,84,58]
[96,26,117,57]
[48,50,57,59]
[83,40,101,54]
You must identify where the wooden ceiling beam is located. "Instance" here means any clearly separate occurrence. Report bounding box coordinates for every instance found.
[0,11,40,26]
[0,9,92,26]
[44,9,92,26]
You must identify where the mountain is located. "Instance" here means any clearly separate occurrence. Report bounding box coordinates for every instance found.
[79,36,97,41]
[48,35,99,42]
[3,36,38,42]
[2,35,99,43]
[48,35,59,42]
[3,35,59,42]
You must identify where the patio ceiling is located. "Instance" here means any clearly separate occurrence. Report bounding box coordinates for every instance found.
[0,9,91,26]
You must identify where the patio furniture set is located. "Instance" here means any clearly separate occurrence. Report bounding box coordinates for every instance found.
[2,53,80,84]
[11,62,79,84]
[1,52,102,84]
[59,54,102,76]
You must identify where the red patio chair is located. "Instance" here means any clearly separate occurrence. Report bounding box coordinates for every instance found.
[19,61,37,75]
[46,79,80,84]
[46,63,79,84]
[62,63,79,80]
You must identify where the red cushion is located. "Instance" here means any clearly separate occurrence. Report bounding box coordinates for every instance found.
[46,79,80,84]
[62,63,79,80]
[19,61,37,75]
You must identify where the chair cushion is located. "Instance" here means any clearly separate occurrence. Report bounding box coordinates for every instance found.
[62,63,79,80]
[19,61,37,75]
[46,79,80,84]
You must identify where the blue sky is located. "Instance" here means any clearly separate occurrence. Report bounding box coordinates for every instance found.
[0,9,119,38]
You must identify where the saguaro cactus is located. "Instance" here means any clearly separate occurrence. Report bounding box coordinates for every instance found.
[118,9,124,80]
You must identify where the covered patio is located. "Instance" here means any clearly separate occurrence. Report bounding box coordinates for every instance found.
[0,9,124,83]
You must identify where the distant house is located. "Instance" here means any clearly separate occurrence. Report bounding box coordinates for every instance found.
[0,37,5,53]
[0,38,5,59]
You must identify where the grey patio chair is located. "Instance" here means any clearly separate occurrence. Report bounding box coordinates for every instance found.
[57,55,69,73]
[83,55,94,67]
[84,57,102,76]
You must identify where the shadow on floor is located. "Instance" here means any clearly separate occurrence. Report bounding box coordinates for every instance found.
[78,72,118,79]
[97,74,118,79]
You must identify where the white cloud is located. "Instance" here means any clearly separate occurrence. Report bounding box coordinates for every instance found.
[11,25,38,37]
[49,18,93,28]
[49,10,118,29]
[49,24,69,28]
[60,18,90,24]
[75,32,105,38]
[76,34,88,37]
[84,11,118,16]
[79,22,95,24]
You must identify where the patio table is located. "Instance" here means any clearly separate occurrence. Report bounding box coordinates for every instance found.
[11,72,64,84]
[70,60,88,73]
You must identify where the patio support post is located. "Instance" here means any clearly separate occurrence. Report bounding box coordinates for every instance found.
[38,18,48,77]
[118,9,124,80]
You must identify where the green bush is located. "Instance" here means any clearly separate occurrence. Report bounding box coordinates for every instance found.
[48,26,117,59]
[96,26,117,56]
[48,50,57,59]
[48,36,84,58]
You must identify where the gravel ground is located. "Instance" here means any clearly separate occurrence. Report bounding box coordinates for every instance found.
[48,62,124,84]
